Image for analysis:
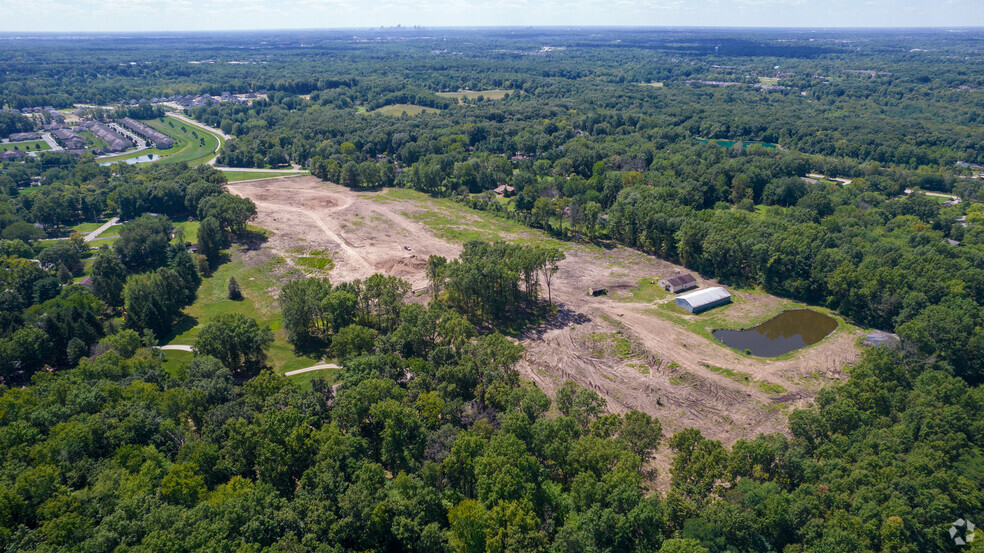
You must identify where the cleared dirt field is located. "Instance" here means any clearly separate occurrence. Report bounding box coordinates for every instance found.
[227,176,863,445]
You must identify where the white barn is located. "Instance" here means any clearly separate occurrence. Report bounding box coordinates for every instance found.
[675,287,731,313]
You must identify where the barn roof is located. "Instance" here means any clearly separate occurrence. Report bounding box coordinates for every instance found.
[662,273,697,287]
[677,286,730,308]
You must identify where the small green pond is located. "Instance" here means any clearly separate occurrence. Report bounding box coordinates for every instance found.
[713,309,837,357]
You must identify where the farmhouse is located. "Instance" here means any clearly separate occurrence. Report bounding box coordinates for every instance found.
[119,117,175,149]
[658,273,698,293]
[675,287,731,313]
[494,185,515,198]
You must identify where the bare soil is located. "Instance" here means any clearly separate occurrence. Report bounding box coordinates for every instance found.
[228,176,863,446]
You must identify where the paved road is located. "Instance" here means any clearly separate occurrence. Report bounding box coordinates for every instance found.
[167,112,230,140]
[214,166,309,174]
[283,364,342,376]
[807,173,852,186]
[40,133,63,151]
[83,217,120,242]
[904,188,960,202]
[157,344,193,352]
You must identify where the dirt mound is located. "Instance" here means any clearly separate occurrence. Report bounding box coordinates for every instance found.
[374,255,428,278]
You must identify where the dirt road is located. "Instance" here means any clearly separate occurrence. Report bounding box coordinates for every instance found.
[227,176,862,444]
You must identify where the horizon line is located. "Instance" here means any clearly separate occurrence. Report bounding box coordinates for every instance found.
[2,25,984,35]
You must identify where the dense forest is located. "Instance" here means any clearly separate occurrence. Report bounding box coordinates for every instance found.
[1,28,983,552]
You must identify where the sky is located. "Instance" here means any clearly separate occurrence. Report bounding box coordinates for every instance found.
[0,0,981,33]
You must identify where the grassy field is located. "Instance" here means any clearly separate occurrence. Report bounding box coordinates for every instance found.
[160,349,194,377]
[758,77,780,85]
[614,277,670,303]
[1,140,49,152]
[69,219,111,234]
[172,219,200,245]
[98,115,220,166]
[436,89,512,100]
[367,104,441,116]
[162,246,324,375]
[638,82,664,88]
[78,130,108,150]
[87,235,120,247]
[221,170,310,182]
[286,367,341,390]
[377,187,569,249]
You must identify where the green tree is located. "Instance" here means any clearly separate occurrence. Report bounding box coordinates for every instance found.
[116,214,173,271]
[196,216,226,269]
[332,324,378,360]
[659,538,709,553]
[194,313,273,374]
[91,249,126,307]
[227,276,242,300]
[620,409,663,458]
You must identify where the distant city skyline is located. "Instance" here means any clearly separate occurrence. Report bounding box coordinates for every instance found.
[0,0,981,33]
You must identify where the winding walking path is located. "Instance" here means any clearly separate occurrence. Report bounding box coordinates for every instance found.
[157,344,193,352]
[154,345,341,376]
[283,364,342,376]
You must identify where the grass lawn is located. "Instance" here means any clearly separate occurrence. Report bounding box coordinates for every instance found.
[638,82,664,88]
[1,140,49,153]
[78,130,108,150]
[367,104,441,116]
[758,77,780,85]
[287,367,342,390]
[614,277,670,303]
[163,246,322,375]
[222,171,310,182]
[436,89,512,100]
[69,219,111,234]
[160,349,194,378]
[98,115,220,166]
[171,219,200,245]
[87,235,119,247]
[379,188,570,250]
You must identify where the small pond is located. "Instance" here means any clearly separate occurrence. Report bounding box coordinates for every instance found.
[100,154,159,166]
[712,309,837,357]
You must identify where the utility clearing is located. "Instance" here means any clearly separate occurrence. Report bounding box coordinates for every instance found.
[227,176,863,444]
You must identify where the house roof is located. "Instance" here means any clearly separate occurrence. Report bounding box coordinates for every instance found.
[676,286,730,307]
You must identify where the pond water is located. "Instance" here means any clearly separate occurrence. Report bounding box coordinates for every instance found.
[100,154,159,166]
[712,309,837,357]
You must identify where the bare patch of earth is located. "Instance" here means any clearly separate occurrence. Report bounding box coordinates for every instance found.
[228,176,863,447]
